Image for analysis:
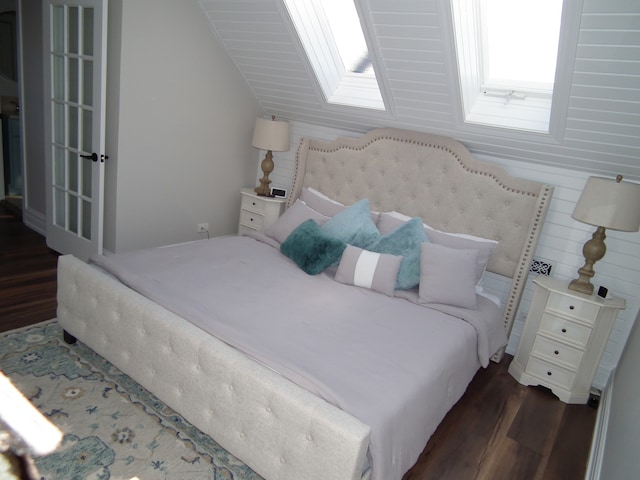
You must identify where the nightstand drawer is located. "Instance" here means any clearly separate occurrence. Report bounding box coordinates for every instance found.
[241,194,268,213]
[546,292,600,324]
[539,313,591,348]
[238,188,285,235]
[526,357,576,390]
[531,335,584,371]
[239,209,265,230]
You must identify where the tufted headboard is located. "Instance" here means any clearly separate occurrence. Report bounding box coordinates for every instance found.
[288,128,553,339]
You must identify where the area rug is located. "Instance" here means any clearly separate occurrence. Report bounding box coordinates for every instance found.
[0,320,263,480]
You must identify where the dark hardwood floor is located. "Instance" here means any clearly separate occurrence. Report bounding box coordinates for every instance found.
[404,357,597,480]
[0,202,597,479]
[0,202,59,333]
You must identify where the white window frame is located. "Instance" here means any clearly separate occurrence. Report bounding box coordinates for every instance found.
[448,0,581,136]
[282,0,386,111]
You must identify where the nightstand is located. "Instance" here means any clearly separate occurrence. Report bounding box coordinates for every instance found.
[508,275,625,404]
[238,187,285,235]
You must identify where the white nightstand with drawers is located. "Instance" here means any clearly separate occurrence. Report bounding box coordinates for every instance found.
[238,187,285,235]
[508,275,625,404]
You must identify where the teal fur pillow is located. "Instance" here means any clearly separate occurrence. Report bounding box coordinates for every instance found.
[280,219,347,275]
[320,198,380,248]
[368,216,429,290]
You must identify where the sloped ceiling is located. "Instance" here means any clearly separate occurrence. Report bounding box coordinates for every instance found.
[199,0,640,181]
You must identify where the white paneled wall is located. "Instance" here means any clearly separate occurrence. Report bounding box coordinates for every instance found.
[261,120,640,391]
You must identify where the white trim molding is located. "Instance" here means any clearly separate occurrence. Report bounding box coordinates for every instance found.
[585,369,614,480]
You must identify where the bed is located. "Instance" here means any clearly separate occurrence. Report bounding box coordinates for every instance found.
[57,127,553,480]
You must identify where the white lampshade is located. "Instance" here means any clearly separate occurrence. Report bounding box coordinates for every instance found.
[572,176,640,232]
[251,117,290,152]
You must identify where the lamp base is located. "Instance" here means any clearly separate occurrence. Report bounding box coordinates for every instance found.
[568,276,594,295]
[567,226,607,296]
[254,150,274,196]
[254,180,271,196]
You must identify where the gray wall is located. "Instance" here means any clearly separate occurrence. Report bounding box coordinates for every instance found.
[105,0,263,252]
[598,311,640,479]
[19,0,45,218]
[18,0,262,251]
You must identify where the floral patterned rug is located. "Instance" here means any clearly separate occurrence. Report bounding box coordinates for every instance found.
[0,320,263,480]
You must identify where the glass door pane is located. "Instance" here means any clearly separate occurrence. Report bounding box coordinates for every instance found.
[49,4,96,242]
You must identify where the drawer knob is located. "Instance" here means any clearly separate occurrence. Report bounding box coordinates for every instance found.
[547,371,552,376]
[250,217,254,222]
[554,350,559,355]
[569,305,575,310]
[252,201,256,206]
[561,328,567,333]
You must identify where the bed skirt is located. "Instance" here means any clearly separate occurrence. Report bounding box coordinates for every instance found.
[57,255,371,480]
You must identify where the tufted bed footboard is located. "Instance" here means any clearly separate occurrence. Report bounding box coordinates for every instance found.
[57,255,371,480]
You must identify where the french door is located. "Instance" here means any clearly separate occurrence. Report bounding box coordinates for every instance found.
[44,0,107,261]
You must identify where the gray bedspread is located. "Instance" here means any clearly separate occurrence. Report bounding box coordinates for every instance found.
[91,234,506,480]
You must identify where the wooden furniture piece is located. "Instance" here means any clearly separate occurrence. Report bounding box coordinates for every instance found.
[238,187,285,235]
[508,275,625,404]
[57,127,553,480]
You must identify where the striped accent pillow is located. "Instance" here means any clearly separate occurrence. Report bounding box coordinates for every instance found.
[335,245,402,297]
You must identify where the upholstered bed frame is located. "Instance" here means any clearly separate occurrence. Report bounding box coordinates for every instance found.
[57,128,552,480]
[289,128,553,342]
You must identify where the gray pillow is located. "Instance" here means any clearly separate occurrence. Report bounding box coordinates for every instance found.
[419,242,478,309]
[264,199,329,244]
[335,245,402,297]
[377,212,497,284]
[423,226,496,285]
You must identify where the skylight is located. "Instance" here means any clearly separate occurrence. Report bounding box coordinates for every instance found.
[481,0,561,92]
[283,0,385,110]
[320,0,372,75]
[451,0,565,133]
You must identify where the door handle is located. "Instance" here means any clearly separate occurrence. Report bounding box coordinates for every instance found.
[80,152,109,162]
[80,152,98,162]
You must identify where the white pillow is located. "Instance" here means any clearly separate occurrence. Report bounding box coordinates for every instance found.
[264,199,329,244]
[376,211,413,235]
[419,243,478,309]
[475,285,502,307]
[300,187,346,217]
[301,187,380,223]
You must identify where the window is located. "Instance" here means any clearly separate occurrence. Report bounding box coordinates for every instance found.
[451,0,566,133]
[282,0,386,111]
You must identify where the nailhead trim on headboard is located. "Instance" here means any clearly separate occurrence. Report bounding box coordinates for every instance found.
[306,136,539,198]
[502,183,553,327]
[289,128,553,347]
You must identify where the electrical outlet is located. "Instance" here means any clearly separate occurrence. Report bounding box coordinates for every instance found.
[197,223,209,233]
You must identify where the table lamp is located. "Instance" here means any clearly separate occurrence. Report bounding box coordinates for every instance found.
[252,116,290,196]
[569,175,640,295]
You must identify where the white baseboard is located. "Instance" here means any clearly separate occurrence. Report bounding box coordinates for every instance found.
[22,207,46,236]
[585,368,614,480]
